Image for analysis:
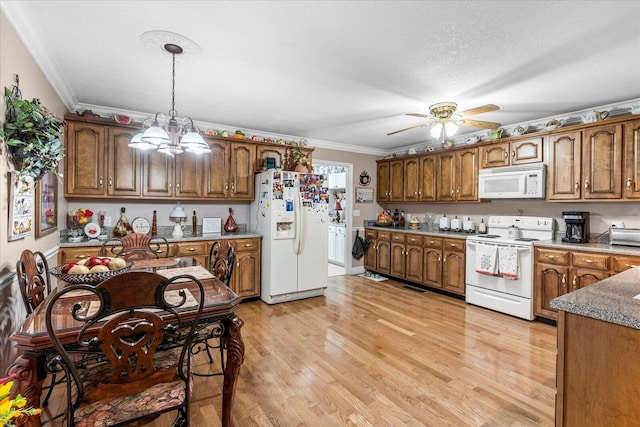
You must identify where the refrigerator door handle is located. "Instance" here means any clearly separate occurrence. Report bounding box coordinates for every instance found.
[294,192,303,254]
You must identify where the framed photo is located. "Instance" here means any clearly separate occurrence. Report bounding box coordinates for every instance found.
[35,171,58,238]
[8,173,35,241]
[202,217,222,234]
[355,187,374,203]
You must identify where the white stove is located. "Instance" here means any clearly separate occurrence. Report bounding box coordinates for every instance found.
[465,216,555,320]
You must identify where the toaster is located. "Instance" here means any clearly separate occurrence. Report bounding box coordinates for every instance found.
[610,228,640,247]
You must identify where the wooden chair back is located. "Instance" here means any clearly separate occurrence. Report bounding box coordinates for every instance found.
[45,271,204,425]
[100,233,170,261]
[16,249,51,314]
[208,240,236,286]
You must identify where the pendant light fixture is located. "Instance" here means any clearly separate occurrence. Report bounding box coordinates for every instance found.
[130,41,210,155]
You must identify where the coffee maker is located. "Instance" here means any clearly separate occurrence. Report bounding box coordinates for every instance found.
[562,211,590,243]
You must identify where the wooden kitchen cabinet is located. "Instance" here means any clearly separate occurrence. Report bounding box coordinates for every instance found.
[623,118,640,199]
[143,149,204,198]
[375,231,392,275]
[204,139,255,200]
[437,148,478,202]
[612,254,640,273]
[376,159,404,202]
[65,121,141,198]
[546,131,582,200]
[173,241,209,267]
[442,238,465,295]
[480,137,543,168]
[58,246,101,265]
[389,232,423,281]
[390,233,407,277]
[364,229,378,271]
[229,238,261,299]
[404,155,437,202]
[423,237,442,289]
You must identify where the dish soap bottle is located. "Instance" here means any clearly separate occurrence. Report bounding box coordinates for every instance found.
[113,207,133,237]
[224,208,238,232]
[478,218,487,234]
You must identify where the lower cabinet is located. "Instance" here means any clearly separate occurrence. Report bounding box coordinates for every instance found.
[328,225,346,265]
[364,228,465,296]
[534,247,639,320]
[58,246,101,264]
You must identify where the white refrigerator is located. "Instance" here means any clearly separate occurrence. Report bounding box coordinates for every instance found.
[251,170,329,304]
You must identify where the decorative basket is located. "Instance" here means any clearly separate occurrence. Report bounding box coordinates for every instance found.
[49,263,132,285]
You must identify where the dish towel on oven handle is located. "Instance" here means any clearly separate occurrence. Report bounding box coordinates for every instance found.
[475,244,498,275]
[498,246,519,279]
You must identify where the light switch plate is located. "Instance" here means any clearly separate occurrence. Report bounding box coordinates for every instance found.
[353,209,360,217]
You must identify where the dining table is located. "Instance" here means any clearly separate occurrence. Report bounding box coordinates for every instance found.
[7,257,245,427]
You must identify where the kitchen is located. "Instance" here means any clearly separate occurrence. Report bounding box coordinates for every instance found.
[2,2,640,426]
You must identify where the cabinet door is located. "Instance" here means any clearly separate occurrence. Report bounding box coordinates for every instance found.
[570,268,610,291]
[107,127,141,196]
[328,229,336,262]
[335,231,345,264]
[534,263,569,320]
[204,140,229,199]
[419,155,437,202]
[143,150,174,197]
[480,142,509,168]
[582,124,622,199]
[65,122,106,196]
[364,238,377,271]
[376,240,391,275]
[442,251,465,295]
[547,132,582,200]
[256,145,287,171]
[437,152,456,202]
[405,245,423,283]
[423,249,442,289]
[404,157,420,201]
[58,247,101,265]
[175,152,204,198]
[389,159,404,202]
[456,148,478,201]
[233,249,261,299]
[612,255,640,273]
[390,242,406,277]
[623,119,640,199]
[511,137,543,165]
[376,161,390,202]
[229,142,255,200]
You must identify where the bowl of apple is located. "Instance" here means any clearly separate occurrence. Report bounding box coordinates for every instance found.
[50,256,132,285]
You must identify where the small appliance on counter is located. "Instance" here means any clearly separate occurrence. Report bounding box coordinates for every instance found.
[610,228,640,247]
[462,217,476,233]
[561,211,590,243]
[439,214,450,231]
[450,216,462,232]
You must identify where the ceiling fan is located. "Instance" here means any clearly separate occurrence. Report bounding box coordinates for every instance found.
[388,102,501,140]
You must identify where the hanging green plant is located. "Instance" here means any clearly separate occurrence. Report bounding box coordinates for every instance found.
[0,79,65,181]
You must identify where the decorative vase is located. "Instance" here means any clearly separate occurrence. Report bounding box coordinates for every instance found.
[295,163,309,173]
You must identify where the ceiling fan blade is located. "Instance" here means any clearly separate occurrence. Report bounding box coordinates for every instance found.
[387,124,427,135]
[457,119,502,129]
[406,113,432,119]
[458,104,500,117]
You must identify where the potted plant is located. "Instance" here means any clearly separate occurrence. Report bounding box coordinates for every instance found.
[1,87,65,181]
[288,145,311,172]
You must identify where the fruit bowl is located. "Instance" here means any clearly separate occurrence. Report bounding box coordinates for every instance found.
[49,263,132,285]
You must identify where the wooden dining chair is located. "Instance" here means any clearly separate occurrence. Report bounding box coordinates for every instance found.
[45,271,204,427]
[100,233,170,261]
[191,240,236,377]
[16,249,64,412]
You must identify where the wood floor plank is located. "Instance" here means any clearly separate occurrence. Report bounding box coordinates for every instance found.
[45,274,556,426]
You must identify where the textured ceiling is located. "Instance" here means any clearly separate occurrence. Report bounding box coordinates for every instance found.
[3,1,640,154]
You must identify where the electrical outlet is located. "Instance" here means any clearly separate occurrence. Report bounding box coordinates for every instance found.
[611,221,625,228]
[103,216,112,226]
[353,209,360,217]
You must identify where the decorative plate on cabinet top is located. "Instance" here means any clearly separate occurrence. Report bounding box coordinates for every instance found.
[84,222,101,239]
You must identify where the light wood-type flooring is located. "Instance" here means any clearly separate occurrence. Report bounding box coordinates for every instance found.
[43,274,557,426]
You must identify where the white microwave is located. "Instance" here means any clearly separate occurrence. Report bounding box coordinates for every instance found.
[478,164,546,199]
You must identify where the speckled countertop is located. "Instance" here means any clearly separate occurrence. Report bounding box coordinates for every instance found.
[59,230,261,247]
[551,267,640,329]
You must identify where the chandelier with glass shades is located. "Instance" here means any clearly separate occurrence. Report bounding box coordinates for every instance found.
[129,43,210,155]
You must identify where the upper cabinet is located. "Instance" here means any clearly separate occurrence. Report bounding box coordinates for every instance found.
[438,147,478,202]
[623,119,640,199]
[480,137,543,168]
[376,159,404,202]
[328,172,346,189]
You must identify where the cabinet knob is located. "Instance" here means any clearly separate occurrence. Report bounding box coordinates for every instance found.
[584,259,593,264]
[584,180,590,190]
[572,276,577,290]
[546,255,557,260]
[627,178,633,189]
[99,176,103,187]
[109,177,113,187]
[512,150,515,158]
[575,182,580,191]
[188,247,196,252]
[504,150,508,159]
[562,274,566,285]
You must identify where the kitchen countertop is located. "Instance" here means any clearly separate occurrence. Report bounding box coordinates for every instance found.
[551,267,640,329]
[364,225,640,256]
[58,231,262,247]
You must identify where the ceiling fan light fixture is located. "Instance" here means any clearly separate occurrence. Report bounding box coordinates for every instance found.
[430,123,443,139]
[444,121,458,136]
[429,102,458,119]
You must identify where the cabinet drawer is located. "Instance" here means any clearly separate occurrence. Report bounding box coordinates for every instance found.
[365,229,377,240]
[406,234,423,246]
[612,255,640,273]
[233,238,260,252]
[377,231,391,241]
[443,239,464,252]
[174,241,208,256]
[536,248,570,265]
[59,247,101,264]
[391,233,406,243]
[335,227,346,235]
[423,237,442,249]
[572,252,610,271]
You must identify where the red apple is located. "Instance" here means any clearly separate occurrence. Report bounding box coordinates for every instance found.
[100,257,111,266]
[61,262,76,274]
[86,257,105,268]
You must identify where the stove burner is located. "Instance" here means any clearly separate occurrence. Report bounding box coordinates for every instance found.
[477,235,500,238]
[515,237,540,242]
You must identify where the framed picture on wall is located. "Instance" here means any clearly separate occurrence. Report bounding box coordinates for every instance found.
[35,171,58,238]
[355,187,374,203]
[8,173,34,241]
